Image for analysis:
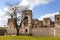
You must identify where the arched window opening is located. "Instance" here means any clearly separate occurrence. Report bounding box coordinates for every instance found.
[24,17,28,26]
[25,29,28,32]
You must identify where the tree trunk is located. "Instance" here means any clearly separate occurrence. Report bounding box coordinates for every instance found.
[14,18,19,36]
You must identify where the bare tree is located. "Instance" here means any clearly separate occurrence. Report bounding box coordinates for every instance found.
[6,0,29,36]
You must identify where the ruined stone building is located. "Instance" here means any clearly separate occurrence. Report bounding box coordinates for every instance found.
[7,10,60,36]
[7,18,17,35]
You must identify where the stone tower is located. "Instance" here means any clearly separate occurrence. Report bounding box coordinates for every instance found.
[43,18,52,28]
[55,13,60,28]
[19,10,32,35]
[7,18,17,35]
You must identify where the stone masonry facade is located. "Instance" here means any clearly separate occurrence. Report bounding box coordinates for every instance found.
[7,10,60,36]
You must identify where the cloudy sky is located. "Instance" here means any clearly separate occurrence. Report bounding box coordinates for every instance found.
[0,0,60,27]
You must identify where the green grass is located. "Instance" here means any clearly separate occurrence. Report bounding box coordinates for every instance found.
[0,36,60,40]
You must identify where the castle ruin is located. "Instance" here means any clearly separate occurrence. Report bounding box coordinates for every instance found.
[7,10,60,36]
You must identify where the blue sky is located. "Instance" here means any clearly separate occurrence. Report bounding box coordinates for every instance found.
[33,0,60,19]
[0,0,60,27]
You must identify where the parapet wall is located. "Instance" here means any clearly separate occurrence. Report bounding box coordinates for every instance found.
[32,28,54,36]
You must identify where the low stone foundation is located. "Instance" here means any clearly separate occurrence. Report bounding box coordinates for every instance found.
[32,28,54,36]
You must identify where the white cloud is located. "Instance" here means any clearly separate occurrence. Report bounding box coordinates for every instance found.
[38,12,59,21]
[0,6,22,27]
[0,8,10,27]
[0,9,6,16]
[19,0,55,9]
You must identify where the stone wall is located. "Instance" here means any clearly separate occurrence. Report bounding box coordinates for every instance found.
[32,28,54,36]
[55,24,60,36]
[55,28,60,36]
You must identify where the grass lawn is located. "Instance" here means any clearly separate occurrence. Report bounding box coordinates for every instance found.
[0,36,60,40]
